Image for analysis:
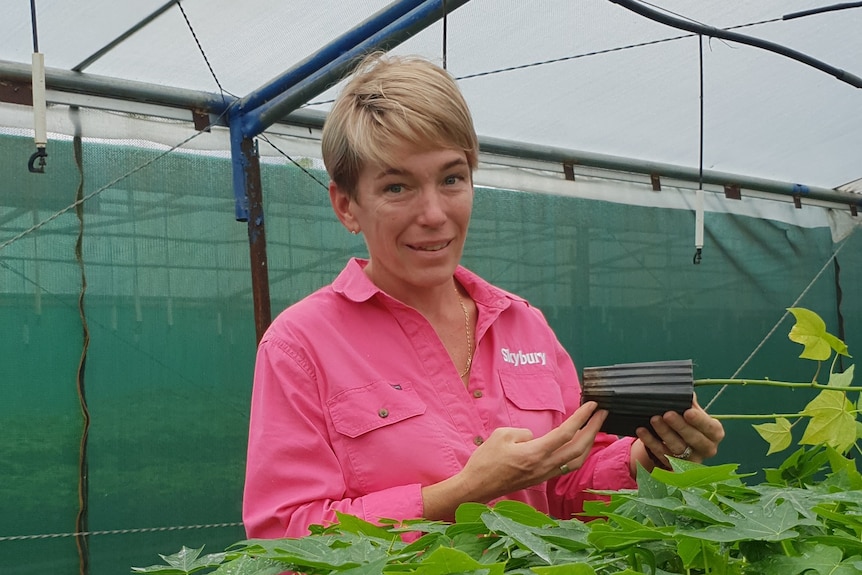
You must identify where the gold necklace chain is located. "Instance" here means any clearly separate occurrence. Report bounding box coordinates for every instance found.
[454,284,473,378]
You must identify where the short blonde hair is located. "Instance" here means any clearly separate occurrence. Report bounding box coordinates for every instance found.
[321,53,479,198]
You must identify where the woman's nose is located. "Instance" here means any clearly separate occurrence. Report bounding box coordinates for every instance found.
[415,187,447,226]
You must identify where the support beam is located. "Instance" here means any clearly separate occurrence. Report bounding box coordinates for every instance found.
[240,137,272,344]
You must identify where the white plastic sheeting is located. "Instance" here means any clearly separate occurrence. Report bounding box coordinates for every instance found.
[1,0,861,191]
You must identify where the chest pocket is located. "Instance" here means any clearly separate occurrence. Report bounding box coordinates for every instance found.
[498,369,565,432]
[328,380,426,438]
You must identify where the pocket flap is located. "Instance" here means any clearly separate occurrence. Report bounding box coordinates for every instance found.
[498,370,565,413]
[328,380,426,438]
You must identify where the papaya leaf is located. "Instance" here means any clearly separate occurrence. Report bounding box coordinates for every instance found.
[650,462,742,488]
[824,332,852,358]
[208,555,285,575]
[530,563,596,575]
[690,499,803,542]
[480,511,554,564]
[829,364,855,388]
[232,537,379,571]
[753,417,793,455]
[413,546,505,575]
[752,543,862,575]
[787,307,842,361]
[800,390,856,453]
[491,500,558,527]
[587,513,673,550]
[132,546,227,574]
[752,485,822,521]
[454,502,497,524]
[334,511,400,542]
[812,504,862,537]
[675,536,702,566]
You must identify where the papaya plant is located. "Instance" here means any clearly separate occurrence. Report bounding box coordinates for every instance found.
[134,307,861,575]
[696,307,857,457]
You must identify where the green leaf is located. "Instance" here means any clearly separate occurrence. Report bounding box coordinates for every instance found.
[753,543,861,575]
[675,536,702,566]
[787,307,847,360]
[649,462,742,488]
[454,502,492,524]
[753,417,793,455]
[800,389,856,452]
[691,499,802,542]
[334,511,400,542]
[530,563,595,575]
[209,555,285,575]
[234,537,383,571]
[481,510,554,564]
[753,485,822,521]
[829,364,855,388]
[491,500,558,527]
[132,546,227,574]
[413,546,505,575]
[587,513,673,550]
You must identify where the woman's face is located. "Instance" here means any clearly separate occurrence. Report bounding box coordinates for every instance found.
[331,145,474,300]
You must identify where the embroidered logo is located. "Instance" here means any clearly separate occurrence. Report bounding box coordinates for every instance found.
[501,348,547,367]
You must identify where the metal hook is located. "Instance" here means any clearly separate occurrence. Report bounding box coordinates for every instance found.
[28,147,47,173]
[692,247,702,265]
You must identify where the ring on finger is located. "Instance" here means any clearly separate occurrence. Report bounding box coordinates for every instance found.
[672,446,693,460]
[559,463,572,475]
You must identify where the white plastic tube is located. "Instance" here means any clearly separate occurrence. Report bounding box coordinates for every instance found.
[32,52,47,147]
[695,189,705,249]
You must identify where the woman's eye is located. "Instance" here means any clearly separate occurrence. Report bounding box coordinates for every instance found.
[444,175,460,185]
[385,184,403,194]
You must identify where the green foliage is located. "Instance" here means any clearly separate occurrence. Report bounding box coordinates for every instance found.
[135,454,862,575]
[747,308,857,456]
[134,307,862,575]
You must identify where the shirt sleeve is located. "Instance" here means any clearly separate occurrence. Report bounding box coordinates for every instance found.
[242,335,425,539]
[545,337,638,520]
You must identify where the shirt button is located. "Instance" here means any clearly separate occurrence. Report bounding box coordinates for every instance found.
[378,408,389,418]
[473,436,484,446]
[472,390,483,398]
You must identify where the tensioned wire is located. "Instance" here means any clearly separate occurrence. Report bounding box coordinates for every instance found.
[0,523,243,543]
[305,14,786,107]
[703,226,858,411]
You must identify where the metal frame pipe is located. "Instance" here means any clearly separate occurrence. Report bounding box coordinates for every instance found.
[229,0,468,222]
[242,0,470,137]
[0,59,230,114]
[1,58,857,209]
[232,0,427,116]
[478,136,862,208]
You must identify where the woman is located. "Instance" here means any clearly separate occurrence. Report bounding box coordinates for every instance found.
[242,53,724,539]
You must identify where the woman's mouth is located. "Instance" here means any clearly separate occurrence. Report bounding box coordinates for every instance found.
[408,240,451,252]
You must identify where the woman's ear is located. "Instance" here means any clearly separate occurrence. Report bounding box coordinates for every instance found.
[329,181,358,233]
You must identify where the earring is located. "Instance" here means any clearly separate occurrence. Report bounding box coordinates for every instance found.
[351,229,359,235]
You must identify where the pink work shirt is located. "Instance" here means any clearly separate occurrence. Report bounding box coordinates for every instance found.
[243,258,637,539]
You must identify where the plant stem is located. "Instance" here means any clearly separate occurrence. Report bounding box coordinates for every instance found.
[694,378,859,393]
[711,410,860,420]
[709,413,802,420]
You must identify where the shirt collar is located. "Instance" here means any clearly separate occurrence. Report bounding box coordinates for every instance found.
[332,257,525,312]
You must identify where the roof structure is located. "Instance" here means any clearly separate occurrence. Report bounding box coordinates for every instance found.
[1,0,861,194]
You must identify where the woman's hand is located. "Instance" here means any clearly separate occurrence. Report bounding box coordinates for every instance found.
[632,393,725,472]
[422,402,607,520]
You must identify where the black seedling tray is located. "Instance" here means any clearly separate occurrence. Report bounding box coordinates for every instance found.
[581,359,694,437]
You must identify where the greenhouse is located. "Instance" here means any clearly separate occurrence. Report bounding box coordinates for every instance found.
[1,1,861,574]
